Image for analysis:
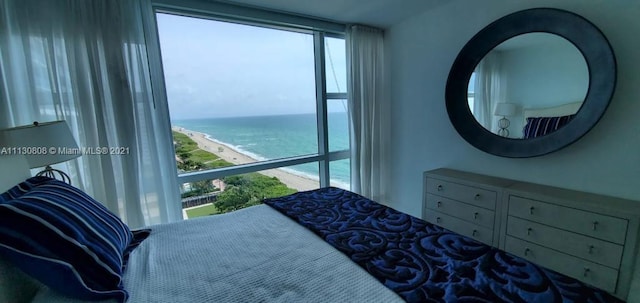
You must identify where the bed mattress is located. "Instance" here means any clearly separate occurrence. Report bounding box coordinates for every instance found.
[31,187,622,302]
[30,204,404,303]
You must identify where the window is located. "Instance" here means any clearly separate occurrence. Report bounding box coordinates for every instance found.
[468,72,476,111]
[155,12,349,219]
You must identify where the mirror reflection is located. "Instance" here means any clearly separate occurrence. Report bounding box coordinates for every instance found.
[467,33,589,139]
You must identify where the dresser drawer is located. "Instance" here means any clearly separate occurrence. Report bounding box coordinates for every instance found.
[504,236,618,293]
[425,211,493,245]
[507,216,624,269]
[508,196,628,244]
[425,178,496,210]
[425,194,495,228]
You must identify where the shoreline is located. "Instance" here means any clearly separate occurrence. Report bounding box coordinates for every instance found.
[172,126,320,191]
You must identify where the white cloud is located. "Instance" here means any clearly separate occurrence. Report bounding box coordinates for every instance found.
[157,13,329,120]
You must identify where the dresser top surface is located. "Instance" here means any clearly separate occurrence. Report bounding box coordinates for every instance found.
[425,168,516,188]
[507,181,640,216]
[426,168,640,217]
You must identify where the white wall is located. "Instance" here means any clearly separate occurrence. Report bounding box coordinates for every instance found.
[386,1,640,300]
[387,0,639,224]
[501,38,588,109]
[500,36,589,134]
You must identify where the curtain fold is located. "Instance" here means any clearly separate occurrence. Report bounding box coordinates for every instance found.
[473,52,504,133]
[0,0,182,228]
[346,25,389,203]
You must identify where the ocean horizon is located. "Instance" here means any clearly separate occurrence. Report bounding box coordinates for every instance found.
[172,112,350,188]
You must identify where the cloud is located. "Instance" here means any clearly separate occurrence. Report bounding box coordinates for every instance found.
[157,13,336,120]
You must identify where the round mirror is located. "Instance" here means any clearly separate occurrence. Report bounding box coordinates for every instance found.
[446,8,616,157]
[468,33,589,139]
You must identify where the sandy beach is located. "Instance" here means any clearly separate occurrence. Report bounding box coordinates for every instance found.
[173,126,319,191]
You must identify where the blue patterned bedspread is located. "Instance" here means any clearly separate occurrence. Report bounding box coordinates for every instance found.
[263,187,622,303]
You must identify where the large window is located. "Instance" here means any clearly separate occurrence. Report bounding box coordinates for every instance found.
[468,72,475,110]
[155,12,349,219]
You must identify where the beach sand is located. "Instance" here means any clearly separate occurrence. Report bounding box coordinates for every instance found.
[173,126,319,191]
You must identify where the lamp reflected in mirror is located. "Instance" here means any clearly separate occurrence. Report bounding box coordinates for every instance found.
[493,103,517,137]
[467,33,588,139]
[445,8,616,157]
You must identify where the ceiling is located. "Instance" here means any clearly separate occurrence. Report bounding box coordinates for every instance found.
[217,0,447,28]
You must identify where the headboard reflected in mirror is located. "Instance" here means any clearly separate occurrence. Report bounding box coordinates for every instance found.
[445,8,616,157]
[520,101,583,139]
[522,101,583,123]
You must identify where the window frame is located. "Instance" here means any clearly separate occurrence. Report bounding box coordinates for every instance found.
[467,72,475,111]
[146,1,350,190]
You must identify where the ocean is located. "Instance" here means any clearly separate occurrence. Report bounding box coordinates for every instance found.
[172,112,350,187]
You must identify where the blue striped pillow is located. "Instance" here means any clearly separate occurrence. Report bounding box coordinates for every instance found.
[522,114,575,139]
[0,177,133,302]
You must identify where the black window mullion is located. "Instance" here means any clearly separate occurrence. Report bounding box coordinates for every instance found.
[314,32,330,188]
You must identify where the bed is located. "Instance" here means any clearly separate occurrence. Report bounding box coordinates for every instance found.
[521,101,582,139]
[28,201,404,303]
[0,167,623,303]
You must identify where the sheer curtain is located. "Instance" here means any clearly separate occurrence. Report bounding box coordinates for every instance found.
[0,0,182,228]
[473,52,504,132]
[346,25,389,203]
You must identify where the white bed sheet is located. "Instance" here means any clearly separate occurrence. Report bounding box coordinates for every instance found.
[31,204,404,303]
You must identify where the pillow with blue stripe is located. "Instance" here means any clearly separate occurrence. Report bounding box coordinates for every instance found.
[522,114,575,139]
[0,176,134,302]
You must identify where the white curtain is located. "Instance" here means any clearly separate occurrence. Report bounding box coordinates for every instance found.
[0,0,182,228]
[473,52,504,132]
[346,25,389,203]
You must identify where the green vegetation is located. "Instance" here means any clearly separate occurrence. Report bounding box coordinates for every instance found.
[173,131,233,171]
[173,131,198,153]
[173,130,297,216]
[216,173,297,213]
[181,180,218,198]
[185,204,219,218]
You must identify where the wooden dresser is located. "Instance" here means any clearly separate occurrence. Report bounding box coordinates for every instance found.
[423,168,640,300]
[423,168,515,246]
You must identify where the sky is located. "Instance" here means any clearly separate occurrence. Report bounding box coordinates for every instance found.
[156,13,347,120]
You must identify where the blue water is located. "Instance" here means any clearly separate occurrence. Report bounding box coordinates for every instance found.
[173,112,350,187]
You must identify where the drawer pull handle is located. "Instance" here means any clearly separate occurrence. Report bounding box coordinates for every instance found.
[583,267,590,277]
[588,245,594,254]
[473,212,479,220]
[437,185,443,191]
[524,248,530,256]
[527,228,532,236]
[472,229,478,237]
[529,206,535,215]
[474,194,481,200]
[437,201,442,208]
[436,217,441,223]
[592,221,598,231]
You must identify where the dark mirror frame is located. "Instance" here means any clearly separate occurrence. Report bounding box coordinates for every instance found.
[445,8,616,158]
